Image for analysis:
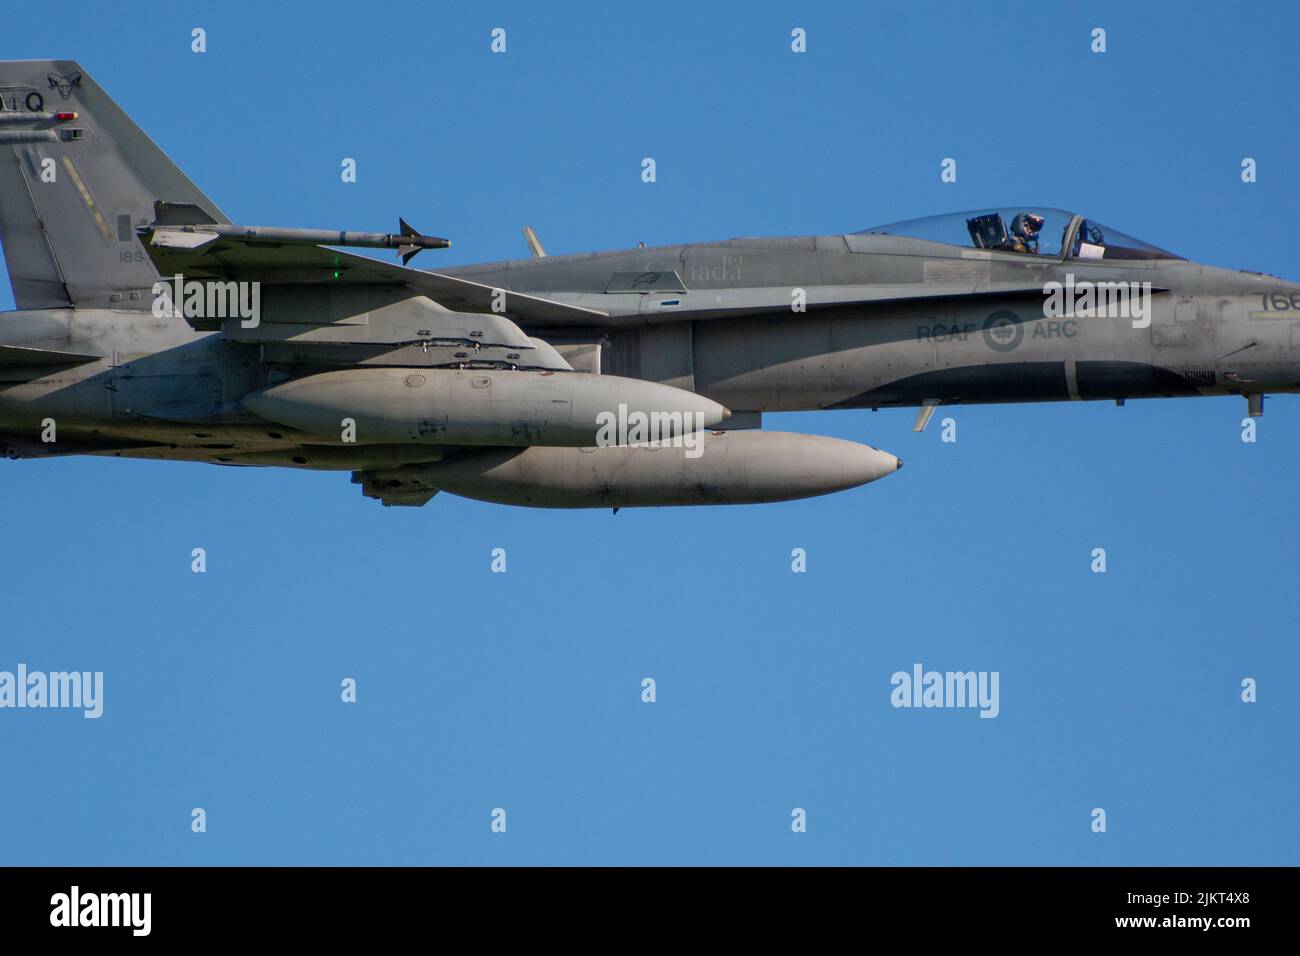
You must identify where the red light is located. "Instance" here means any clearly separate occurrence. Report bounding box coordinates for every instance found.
[55,111,77,121]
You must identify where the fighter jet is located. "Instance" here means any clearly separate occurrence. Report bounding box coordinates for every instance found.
[1,60,1296,508]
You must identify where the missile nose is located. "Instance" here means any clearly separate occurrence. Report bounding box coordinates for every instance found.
[721,407,733,420]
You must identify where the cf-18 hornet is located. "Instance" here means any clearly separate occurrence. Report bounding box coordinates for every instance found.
[2,61,1293,507]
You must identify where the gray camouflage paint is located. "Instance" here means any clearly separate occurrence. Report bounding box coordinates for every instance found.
[1,60,1296,505]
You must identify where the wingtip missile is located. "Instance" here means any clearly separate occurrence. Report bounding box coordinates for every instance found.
[396,219,450,264]
[144,217,450,263]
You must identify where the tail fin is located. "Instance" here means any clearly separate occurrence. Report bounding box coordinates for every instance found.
[0,59,226,310]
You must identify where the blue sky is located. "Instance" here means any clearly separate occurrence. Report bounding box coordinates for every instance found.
[1,0,1297,865]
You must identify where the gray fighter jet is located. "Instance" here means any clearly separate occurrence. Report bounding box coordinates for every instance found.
[1,60,1296,507]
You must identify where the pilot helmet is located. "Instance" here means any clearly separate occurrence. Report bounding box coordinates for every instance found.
[1011,213,1045,238]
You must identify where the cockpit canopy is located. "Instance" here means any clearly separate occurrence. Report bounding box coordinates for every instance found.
[857,208,1181,261]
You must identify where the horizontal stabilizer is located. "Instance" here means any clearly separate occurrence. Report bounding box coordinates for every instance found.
[0,343,100,382]
[0,343,99,367]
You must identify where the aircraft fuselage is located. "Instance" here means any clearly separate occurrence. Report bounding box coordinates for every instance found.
[2,235,1299,469]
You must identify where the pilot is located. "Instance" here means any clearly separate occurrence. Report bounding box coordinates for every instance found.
[1007,213,1045,254]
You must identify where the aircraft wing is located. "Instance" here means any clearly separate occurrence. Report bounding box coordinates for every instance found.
[139,227,609,328]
